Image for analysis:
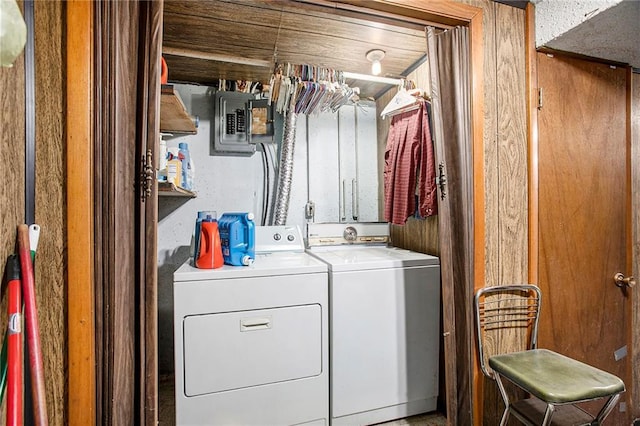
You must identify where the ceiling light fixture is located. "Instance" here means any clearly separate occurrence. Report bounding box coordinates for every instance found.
[366,49,385,76]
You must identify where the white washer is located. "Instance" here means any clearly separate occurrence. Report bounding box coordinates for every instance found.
[174,226,329,426]
[307,223,441,426]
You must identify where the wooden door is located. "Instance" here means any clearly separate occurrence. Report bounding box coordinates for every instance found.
[137,2,163,425]
[537,52,631,423]
[93,1,162,424]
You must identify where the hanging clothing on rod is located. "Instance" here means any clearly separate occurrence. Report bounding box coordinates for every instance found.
[268,63,360,115]
[384,99,437,225]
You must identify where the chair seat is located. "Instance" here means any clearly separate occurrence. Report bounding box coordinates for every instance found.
[489,349,625,404]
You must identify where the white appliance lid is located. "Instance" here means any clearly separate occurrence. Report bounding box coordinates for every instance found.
[308,246,439,272]
[174,251,327,282]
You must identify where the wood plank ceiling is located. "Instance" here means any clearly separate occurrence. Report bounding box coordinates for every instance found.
[162,0,431,99]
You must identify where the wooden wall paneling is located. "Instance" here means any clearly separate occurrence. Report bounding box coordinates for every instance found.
[453,1,528,424]
[491,3,529,425]
[391,217,440,256]
[462,0,498,306]
[457,0,498,423]
[66,1,95,425]
[495,0,527,301]
[630,71,640,422]
[34,1,66,424]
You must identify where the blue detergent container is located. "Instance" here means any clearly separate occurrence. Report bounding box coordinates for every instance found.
[218,213,255,266]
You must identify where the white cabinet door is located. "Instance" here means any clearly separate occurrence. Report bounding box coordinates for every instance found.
[307,103,379,224]
[354,104,379,222]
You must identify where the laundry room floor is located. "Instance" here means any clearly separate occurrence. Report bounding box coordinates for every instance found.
[159,373,447,425]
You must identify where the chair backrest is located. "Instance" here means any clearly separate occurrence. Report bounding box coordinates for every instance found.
[474,285,541,379]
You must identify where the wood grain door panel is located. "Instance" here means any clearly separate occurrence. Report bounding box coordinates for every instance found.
[94,1,161,424]
[537,52,630,423]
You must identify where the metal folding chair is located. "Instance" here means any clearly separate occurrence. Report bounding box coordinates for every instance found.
[474,285,625,426]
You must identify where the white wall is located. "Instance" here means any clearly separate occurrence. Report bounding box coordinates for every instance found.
[158,83,379,372]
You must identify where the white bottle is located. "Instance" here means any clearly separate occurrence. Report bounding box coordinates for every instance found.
[159,134,169,170]
[158,135,168,182]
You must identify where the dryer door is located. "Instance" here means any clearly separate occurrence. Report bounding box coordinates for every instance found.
[183,304,322,396]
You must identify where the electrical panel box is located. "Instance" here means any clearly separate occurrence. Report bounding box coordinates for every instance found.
[213,92,274,156]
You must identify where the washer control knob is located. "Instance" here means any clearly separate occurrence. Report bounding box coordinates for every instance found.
[273,233,281,241]
[287,234,295,242]
[343,226,358,242]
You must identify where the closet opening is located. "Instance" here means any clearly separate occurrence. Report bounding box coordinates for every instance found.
[154,1,483,425]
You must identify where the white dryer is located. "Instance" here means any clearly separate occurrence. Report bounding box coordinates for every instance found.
[307,223,441,426]
[174,226,328,426]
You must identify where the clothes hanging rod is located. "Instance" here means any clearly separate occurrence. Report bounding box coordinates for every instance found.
[163,46,272,68]
[343,72,403,86]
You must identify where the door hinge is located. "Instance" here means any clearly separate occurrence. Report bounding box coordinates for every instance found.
[537,87,543,110]
[141,148,154,202]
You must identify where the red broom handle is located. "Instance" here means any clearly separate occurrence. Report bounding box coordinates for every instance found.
[17,225,48,426]
[6,255,22,426]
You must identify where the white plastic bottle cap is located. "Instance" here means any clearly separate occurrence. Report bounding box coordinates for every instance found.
[247,212,255,221]
[242,255,254,266]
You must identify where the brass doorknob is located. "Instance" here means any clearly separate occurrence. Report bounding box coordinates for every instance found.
[613,272,636,288]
